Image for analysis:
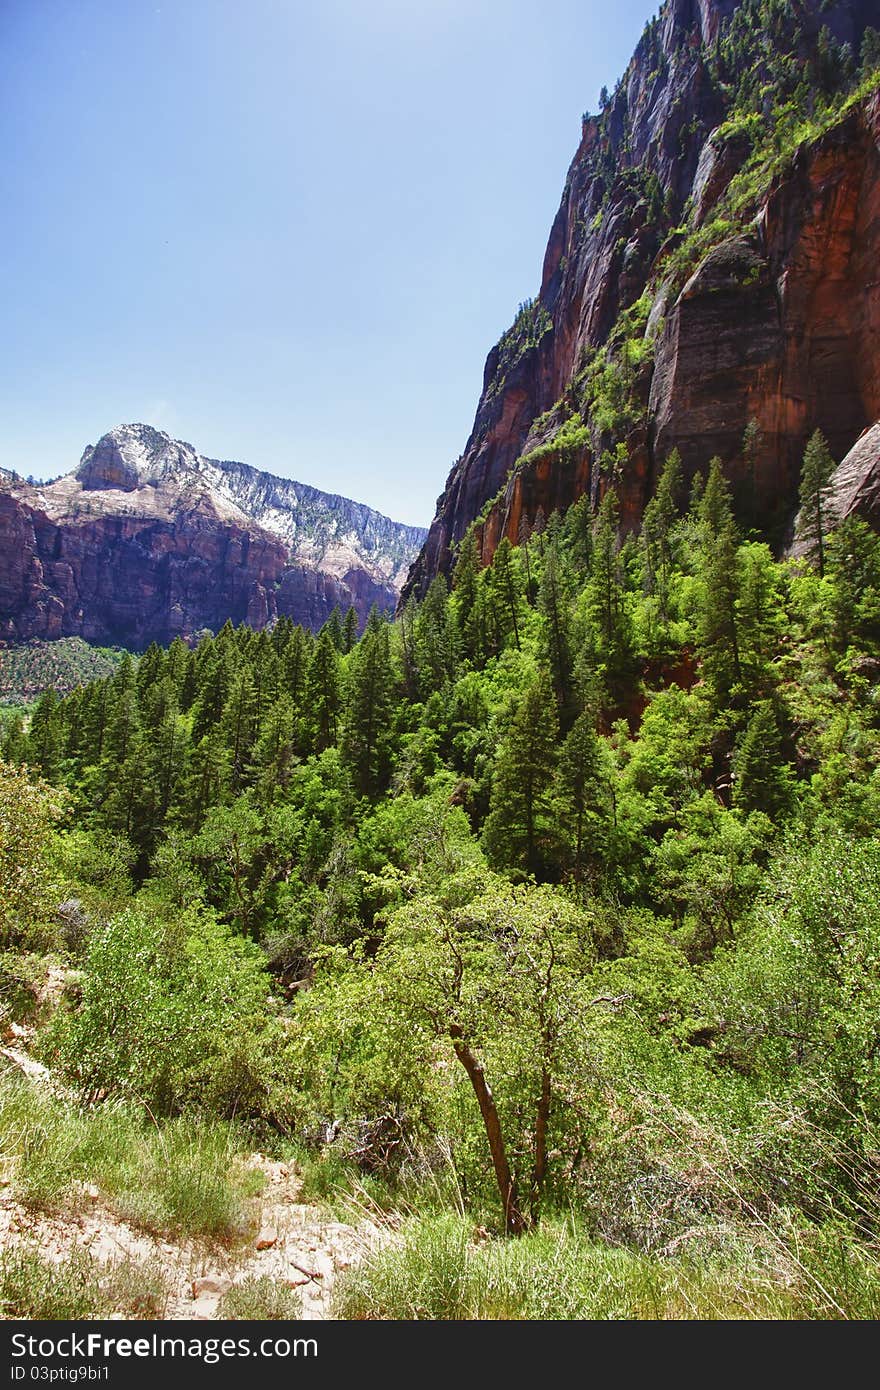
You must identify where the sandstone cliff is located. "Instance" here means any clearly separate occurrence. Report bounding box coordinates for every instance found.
[0,425,426,649]
[404,0,880,598]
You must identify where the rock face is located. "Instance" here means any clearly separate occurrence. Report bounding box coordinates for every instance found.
[403,0,880,598]
[0,424,425,649]
[828,421,880,526]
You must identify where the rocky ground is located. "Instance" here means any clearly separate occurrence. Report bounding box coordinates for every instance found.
[0,1152,390,1320]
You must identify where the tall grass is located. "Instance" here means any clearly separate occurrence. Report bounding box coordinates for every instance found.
[333,1212,880,1320]
[0,1072,263,1242]
[0,1244,169,1319]
[219,1276,304,1320]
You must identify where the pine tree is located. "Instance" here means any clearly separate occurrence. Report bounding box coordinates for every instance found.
[641,449,682,624]
[732,701,794,819]
[556,709,607,883]
[415,576,457,694]
[1,713,27,766]
[587,489,634,696]
[341,607,395,796]
[699,457,736,543]
[282,625,312,714]
[452,529,483,664]
[306,629,342,752]
[796,428,836,577]
[518,514,536,603]
[561,495,593,577]
[342,606,359,654]
[221,668,258,791]
[490,537,523,653]
[697,520,743,706]
[739,418,763,531]
[483,668,560,877]
[538,539,573,720]
[174,729,230,832]
[321,606,345,652]
[190,646,233,745]
[252,694,297,802]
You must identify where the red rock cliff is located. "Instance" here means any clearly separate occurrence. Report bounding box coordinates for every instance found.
[403,0,880,597]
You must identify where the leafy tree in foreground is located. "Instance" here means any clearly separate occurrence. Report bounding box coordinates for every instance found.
[306,876,596,1234]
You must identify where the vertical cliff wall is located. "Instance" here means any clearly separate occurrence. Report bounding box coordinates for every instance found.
[403,0,880,598]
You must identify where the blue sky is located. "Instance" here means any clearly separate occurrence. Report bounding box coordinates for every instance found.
[1,0,657,526]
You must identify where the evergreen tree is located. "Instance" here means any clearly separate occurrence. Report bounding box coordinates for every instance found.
[490,537,523,653]
[796,428,836,577]
[483,668,560,878]
[697,518,743,706]
[103,664,140,766]
[556,709,608,884]
[1,713,27,767]
[252,694,297,802]
[342,606,359,655]
[221,668,258,791]
[699,457,736,544]
[190,646,232,745]
[27,686,66,783]
[282,624,312,714]
[102,730,159,857]
[861,26,880,74]
[732,701,794,820]
[306,629,342,752]
[415,576,457,695]
[341,608,395,796]
[518,514,536,603]
[561,494,593,577]
[175,729,230,832]
[641,449,683,626]
[538,539,574,721]
[397,595,420,701]
[739,418,763,531]
[321,606,345,653]
[587,489,635,696]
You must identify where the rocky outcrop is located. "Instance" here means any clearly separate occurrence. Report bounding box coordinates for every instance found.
[0,425,425,649]
[828,421,880,525]
[403,0,880,597]
[650,97,880,537]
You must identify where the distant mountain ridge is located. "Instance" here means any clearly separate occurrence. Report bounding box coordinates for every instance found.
[0,424,426,650]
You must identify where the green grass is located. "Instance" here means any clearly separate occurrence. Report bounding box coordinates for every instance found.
[219,1276,304,1320]
[332,1212,880,1321]
[0,1073,264,1243]
[0,1244,169,1319]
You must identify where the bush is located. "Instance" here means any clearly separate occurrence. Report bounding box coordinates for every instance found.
[48,904,277,1114]
[0,761,63,947]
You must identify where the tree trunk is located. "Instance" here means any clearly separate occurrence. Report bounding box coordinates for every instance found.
[449,1023,529,1235]
[529,1065,552,1225]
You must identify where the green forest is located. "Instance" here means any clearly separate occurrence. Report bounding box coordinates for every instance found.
[2,435,879,1318]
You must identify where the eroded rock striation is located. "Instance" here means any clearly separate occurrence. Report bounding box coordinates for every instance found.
[404,0,880,599]
[0,424,426,648]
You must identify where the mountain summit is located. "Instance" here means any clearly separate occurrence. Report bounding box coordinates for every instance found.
[0,425,426,649]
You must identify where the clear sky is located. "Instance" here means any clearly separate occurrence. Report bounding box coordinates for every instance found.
[1,0,657,526]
